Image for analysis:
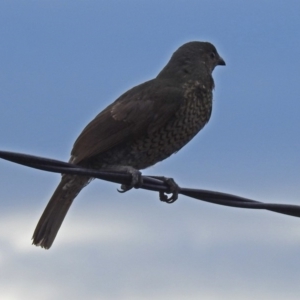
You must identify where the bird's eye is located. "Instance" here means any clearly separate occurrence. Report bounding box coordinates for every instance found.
[210,52,216,59]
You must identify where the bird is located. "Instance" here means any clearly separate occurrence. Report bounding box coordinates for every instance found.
[32,41,225,249]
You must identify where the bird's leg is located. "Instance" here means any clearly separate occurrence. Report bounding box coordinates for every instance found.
[118,166,143,193]
[101,165,143,193]
[148,176,179,203]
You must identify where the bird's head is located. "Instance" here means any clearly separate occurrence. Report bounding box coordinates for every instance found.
[158,41,225,80]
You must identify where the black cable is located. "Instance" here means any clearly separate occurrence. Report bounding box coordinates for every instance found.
[0,150,299,218]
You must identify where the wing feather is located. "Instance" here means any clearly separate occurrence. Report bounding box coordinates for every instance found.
[71,79,183,164]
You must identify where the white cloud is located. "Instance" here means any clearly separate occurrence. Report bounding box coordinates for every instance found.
[1,197,300,300]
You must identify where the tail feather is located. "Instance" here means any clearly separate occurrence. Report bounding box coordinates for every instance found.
[32,175,90,249]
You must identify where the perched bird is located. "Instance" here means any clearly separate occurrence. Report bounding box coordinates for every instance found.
[32,41,225,249]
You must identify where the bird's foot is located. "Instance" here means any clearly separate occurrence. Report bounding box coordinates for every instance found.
[117,167,143,193]
[149,176,179,203]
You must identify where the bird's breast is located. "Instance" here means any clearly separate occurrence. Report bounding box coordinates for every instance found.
[128,81,213,168]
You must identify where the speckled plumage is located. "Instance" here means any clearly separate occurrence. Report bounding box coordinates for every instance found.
[32,41,225,249]
[93,79,213,169]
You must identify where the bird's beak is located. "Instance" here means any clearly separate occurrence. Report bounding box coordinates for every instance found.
[218,56,226,66]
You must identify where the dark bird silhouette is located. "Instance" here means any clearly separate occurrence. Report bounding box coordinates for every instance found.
[32,41,225,249]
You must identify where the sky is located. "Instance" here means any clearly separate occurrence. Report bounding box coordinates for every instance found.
[0,1,300,299]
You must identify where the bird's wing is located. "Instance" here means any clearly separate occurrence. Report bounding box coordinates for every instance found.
[70,79,184,164]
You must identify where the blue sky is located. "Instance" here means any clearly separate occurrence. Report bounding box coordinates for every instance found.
[0,1,300,299]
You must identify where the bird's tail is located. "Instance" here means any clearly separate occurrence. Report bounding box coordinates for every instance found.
[32,174,90,249]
